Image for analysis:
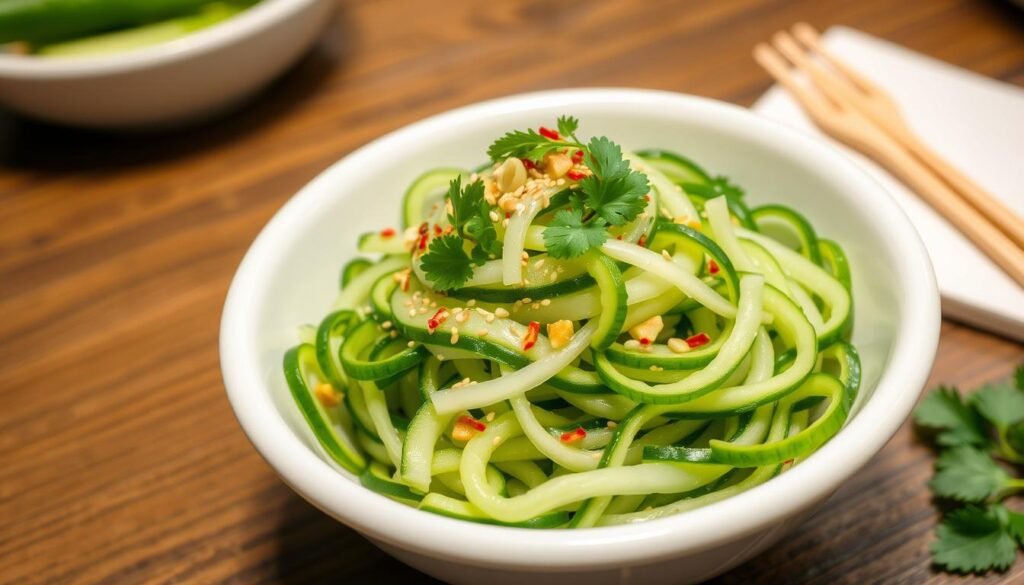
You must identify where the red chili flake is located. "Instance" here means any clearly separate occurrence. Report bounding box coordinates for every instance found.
[522,321,541,351]
[418,222,430,235]
[539,126,560,140]
[417,233,429,251]
[686,332,711,348]
[433,224,443,235]
[427,308,449,333]
[379,227,396,238]
[458,415,487,432]
[708,259,720,275]
[783,458,795,466]
[571,149,584,164]
[643,194,651,202]
[616,235,623,240]
[566,169,586,181]
[560,427,587,443]
[637,235,647,248]
[505,212,512,219]
[444,226,454,234]
[639,338,652,346]
[521,158,536,170]
[401,273,411,291]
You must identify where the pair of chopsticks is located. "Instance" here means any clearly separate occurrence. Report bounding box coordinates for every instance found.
[754,23,1024,288]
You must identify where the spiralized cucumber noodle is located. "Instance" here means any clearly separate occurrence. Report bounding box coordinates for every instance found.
[283,118,859,528]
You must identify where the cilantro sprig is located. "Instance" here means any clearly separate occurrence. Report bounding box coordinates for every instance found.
[422,117,652,288]
[420,177,500,290]
[914,364,1024,574]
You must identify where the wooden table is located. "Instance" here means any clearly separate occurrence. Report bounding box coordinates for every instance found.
[2,0,1022,582]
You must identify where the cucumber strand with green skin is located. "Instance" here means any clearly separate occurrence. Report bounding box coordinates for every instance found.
[0,0,221,45]
[33,2,251,57]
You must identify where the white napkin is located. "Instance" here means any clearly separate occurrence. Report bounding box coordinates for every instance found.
[753,26,1024,341]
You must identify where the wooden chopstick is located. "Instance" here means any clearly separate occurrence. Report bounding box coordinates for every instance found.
[790,23,1024,250]
[754,40,1024,288]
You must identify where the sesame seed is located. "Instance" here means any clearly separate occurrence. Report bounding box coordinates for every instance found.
[456,311,469,323]
[495,308,510,318]
[381,320,393,329]
[418,307,429,314]
[485,411,496,422]
[467,300,477,307]
[661,250,672,261]
[408,309,417,317]
[532,303,540,310]
[522,298,532,304]
[477,329,489,336]
[407,341,416,348]
[606,421,618,429]
[485,314,496,323]
[535,258,546,268]
[541,299,551,306]
[489,210,500,222]
[492,437,502,446]
[450,327,460,344]
[624,339,642,349]
[389,330,399,338]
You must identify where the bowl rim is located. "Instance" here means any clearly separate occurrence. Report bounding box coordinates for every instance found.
[0,0,323,78]
[220,88,940,570]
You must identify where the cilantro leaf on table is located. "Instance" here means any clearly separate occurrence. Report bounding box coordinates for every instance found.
[543,209,608,259]
[972,383,1024,430]
[914,386,988,447]
[581,137,650,226]
[930,446,1009,502]
[420,234,473,291]
[931,505,1018,573]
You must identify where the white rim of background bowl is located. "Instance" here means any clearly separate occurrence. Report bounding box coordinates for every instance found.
[220,88,940,571]
[0,0,321,78]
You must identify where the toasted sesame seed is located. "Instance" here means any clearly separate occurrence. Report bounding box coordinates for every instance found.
[456,311,469,323]
[494,307,510,318]
[522,298,532,304]
[467,299,477,307]
[661,250,673,261]
[450,327,460,344]
[489,210,500,222]
[606,420,618,429]
[477,329,489,336]
[407,341,416,348]
[381,320,393,329]
[418,307,429,314]
[390,330,399,338]
[541,299,551,306]
[532,303,540,310]
[492,437,502,446]
[408,309,417,317]
[485,411,496,422]
[535,258,546,268]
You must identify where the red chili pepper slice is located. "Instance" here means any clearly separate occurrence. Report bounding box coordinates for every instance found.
[458,415,487,432]
[379,228,396,238]
[427,308,449,333]
[560,427,587,443]
[571,149,584,164]
[708,259,720,275]
[521,158,536,170]
[539,126,560,140]
[686,332,711,348]
[566,169,586,180]
[522,321,540,350]
[417,233,429,251]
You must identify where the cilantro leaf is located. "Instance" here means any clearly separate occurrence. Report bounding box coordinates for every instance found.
[543,209,608,259]
[557,115,579,140]
[446,177,484,232]
[581,137,650,226]
[487,123,585,163]
[1008,509,1024,544]
[931,446,1010,502]
[914,386,988,447]
[420,234,473,290]
[972,383,1024,430]
[931,505,1017,573]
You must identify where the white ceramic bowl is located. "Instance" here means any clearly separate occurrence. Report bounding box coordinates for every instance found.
[220,89,941,585]
[0,0,333,128]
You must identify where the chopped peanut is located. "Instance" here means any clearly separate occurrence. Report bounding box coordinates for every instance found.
[667,337,691,353]
[495,157,528,193]
[544,152,573,179]
[546,320,575,349]
[498,193,520,213]
[629,315,664,343]
[314,383,342,407]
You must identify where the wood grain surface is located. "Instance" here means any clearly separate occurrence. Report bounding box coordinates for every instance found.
[2,0,1023,583]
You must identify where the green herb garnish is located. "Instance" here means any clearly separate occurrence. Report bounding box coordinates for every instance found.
[914,364,1024,574]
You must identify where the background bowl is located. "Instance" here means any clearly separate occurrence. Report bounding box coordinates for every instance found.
[0,0,333,128]
[220,88,941,585]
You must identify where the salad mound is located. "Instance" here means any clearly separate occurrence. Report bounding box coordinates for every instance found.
[284,117,858,528]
